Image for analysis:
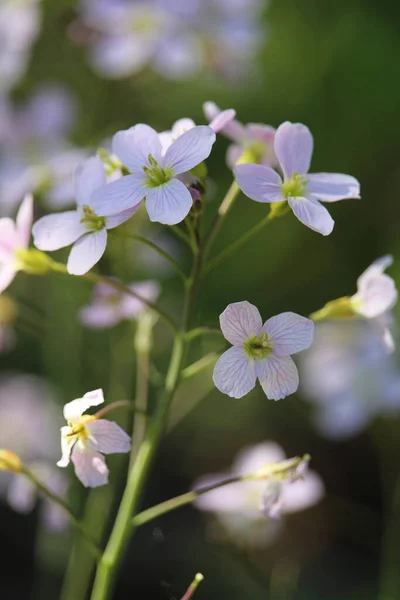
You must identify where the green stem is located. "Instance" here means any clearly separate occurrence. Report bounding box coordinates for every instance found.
[185,326,222,341]
[180,573,204,600]
[203,180,240,257]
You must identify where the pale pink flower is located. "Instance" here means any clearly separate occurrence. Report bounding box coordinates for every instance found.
[0,193,33,293]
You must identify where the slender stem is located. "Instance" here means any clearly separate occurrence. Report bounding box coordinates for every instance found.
[203,180,240,257]
[181,353,219,380]
[186,326,222,341]
[94,400,147,419]
[181,573,204,600]
[185,217,199,255]
[171,225,192,246]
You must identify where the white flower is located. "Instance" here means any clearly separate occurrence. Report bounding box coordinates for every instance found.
[57,389,131,488]
[213,301,314,400]
[0,193,33,293]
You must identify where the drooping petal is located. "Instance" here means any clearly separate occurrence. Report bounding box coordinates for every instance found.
[263,312,314,355]
[105,204,141,229]
[209,109,236,133]
[352,275,398,318]
[63,389,104,422]
[219,301,262,345]
[112,124,162,172]
[57,427,75,467]
[0,265,17,293]
[67,229,108,275]
[256,355,299,400]
[0,218,18,261]
[92,174,146,216]
[32,211,86,251]
[280,470,324,514]
[213,346,257,399]
[163,126,216,175]
[71,445,109,488]
[288,197,334,236]
[307,173,360,202]
[234,163,283,203]
[274,122,313,178]
[145,178,192,225]
[16,193,33,248]
[75,156,106,207]
[86,419,131,454]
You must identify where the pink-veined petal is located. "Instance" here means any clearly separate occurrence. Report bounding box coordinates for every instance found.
[67,229,107,275]
[32,211,86,251]
[63,390,104,423]
[307,173,360,202]
[213,346,256,399]
[256,355,299,400]
[105,204,141,229]
[274,122,313,178]
[0,265,17,293]
[163,126,216,175]
[234,163,283,203]
[112,123,162,172]
[57,427,75,467]
[71,445,109,488]
[145,178,192,225]
[86,419,131,454]
[0,218,18,261]
[288,196,334,236]
[75,156,106,207]
[16,193,33,248]
[263,312,314,355]
[219,301,262,345]
[92,173,146,217]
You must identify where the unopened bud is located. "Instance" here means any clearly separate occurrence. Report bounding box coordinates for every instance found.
[14,248,57,275]
[0,450,22,472]
[310,296,355,321]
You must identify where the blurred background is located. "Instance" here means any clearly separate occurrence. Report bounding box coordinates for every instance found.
[1,0,400,598]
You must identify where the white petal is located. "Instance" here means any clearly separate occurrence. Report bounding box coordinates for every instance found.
[263,312,314,355]
[234,163,283,203]
[86,419,131,454]
[213,346,256,399]
[281,471,324,513]
[274,122,313,178]
[0,218,18,261]
[288,196,334,236]
[63,389,104,422]
[219,301,262,345]
[75,156,106,207]
[57,427,75,467]
[256,355,299,400]
[32,211,86,251]
[0,265,17,293]
[16,193,33,248]
[163,126,216,175]
[233,442,286,476]
[92,174,146,217]
[170,118,196,138]
[105,205,141,229]
[307,173,360,202]
[352,276,398,318]
[112,124,162,173]
[357,255,394,290]
[145,178,192,225]
[209,109,236,133]
[67,229,107,275]
[71,445,109,488]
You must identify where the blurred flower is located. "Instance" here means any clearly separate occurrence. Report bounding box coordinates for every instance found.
[213,301,314,400]
[92,124,216,225]
[0,194,33,293]
[235,121,361,236]
[33,156,139,275]
[299,320,400,439]
[57,389,131,488]
[0,295,17,353]
[194,442,324,548]
[80,280,160,328]
[203,101,277,168]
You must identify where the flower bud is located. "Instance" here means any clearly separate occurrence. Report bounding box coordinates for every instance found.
[310,296,356,321]
[14,248,58,275]
[0,450,22,472]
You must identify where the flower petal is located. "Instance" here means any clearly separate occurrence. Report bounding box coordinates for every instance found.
[71,445,109,488]
[274,122,313,178]
[0,218,18,261]
[163,126,216,175]
[86,419,131,454]
[171,118,196,138]
[288,197,334,236]
[57,426,75,467]
[213,346,257,399]
[203,101,246,141]
[263,312,314,355]
[209,109,236,133]
[234,163,283,203]
[307,173,360,202]
[105,204,141,229]
[357,255,394,289]
[112,124,162,172]
[280,470,324,513]
[256,355,299,400]
[219,301,263,344]
[79,303,121,329]
[32,211,86,251]
[75,156,106,207]
[352,276,398,318]
[67,229,107,275]
[0,265,17,294]
[63,389,104,422]
[16,193,33,248]
[145,178,192,225]
[7,475,37,513]
[92,174,146,217]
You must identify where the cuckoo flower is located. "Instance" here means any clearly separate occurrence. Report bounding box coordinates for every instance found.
[213,301,314,400]
[0,194,33,293]
[57,389,131,488]
[92,124,216,225]
[235,121,360,235]
[32,156,138,275]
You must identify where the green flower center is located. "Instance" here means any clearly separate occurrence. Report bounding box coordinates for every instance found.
[244,332,273,360]
[281,172,308,198]
[80,205,106,232]
[245,140,267,164]
[143,154,174,188]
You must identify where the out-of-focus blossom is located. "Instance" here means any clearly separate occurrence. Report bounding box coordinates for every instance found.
[57,389,131,488]
[213,301,314,400]
[204,101,277,168]
[0,295,17,353]
[80,280,160,328]
[299,321,400,439]
[0,194,33,293]
[92,124,215,225]
[194,442,324,548]
[33,156,139,275]
[235,121,361,236]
